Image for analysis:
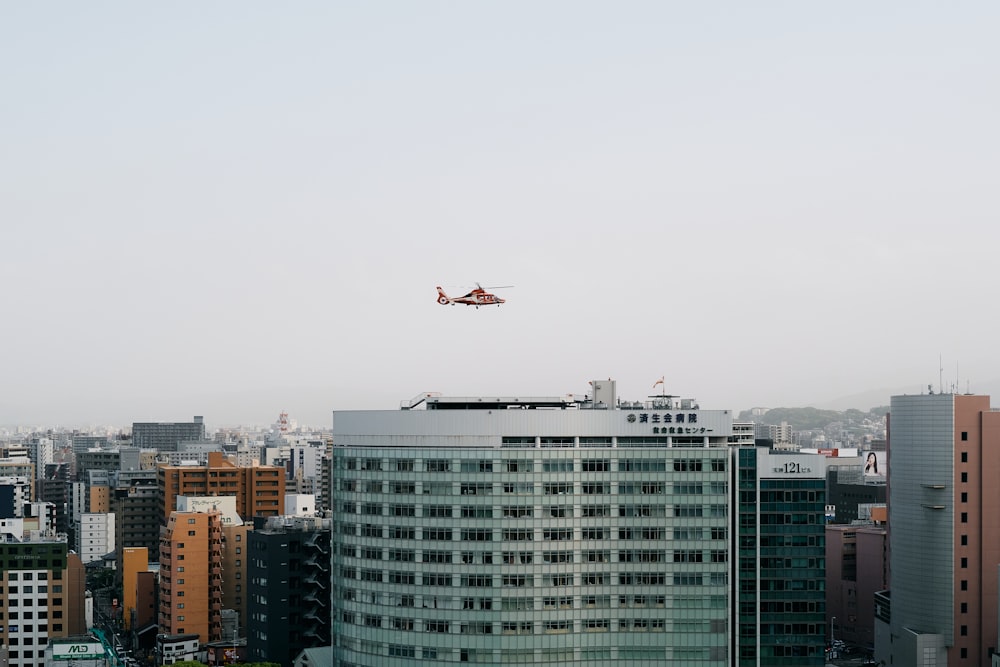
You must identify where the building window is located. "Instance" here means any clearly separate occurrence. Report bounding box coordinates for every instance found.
[961,492,968,503]
[962,472,968,483]
[961,602,968,613]
[961,580,968,591]
[961,535,968,546]
[961,432,968,442]
[961,625,968,636]
[961,512,968,523]
[961,648,968,659]
[961,557,968,568]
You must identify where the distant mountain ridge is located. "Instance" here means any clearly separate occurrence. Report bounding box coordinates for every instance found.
[813,379,1000,413]
[736,406,888,432]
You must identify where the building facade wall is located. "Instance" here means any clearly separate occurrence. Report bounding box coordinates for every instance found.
[0,540,73,667]
[132,419,206,453]
[221,523,250,636]
[854,527,887,650]
[247,517,331,667]
[122,547,148,631]
[158,511,223,643]
[158,452,285,526]
[885,393,1000,667]
[330,406,735,666]
[888,393,956,645]
[736,449,826,666]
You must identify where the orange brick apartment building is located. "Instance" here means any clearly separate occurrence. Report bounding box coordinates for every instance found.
[157,451,285,524]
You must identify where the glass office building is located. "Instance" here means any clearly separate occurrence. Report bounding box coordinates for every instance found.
[331,383,828,666]
[736,448,826,666]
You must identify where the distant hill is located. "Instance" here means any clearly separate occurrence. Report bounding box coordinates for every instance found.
[736,406,888,431]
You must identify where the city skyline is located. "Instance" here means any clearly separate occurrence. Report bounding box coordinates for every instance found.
[3,3,998,428]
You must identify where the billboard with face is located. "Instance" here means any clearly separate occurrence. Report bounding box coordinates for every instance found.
[863,451,886,477]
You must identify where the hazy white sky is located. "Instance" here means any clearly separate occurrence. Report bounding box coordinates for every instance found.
[2,3,998,428]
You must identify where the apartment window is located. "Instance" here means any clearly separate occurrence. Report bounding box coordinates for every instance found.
[389,526,414,539]
[425,620,449,633]
[423,550,451,564]
[423,528,451,541]
[504,459,532,473]
[961,580,968,591]
[961,535,968,546]
[961,432,968,442]
[502,506,532,518]
[461,506,492,519]
[961,512,968,523]
[961,492,968,503]
[961,557,968,568]
[187,518,196,524]
[461,529,492,542]
[961,648,968,659]
[462,574,493,588]
[961,602,968,613]
[962,472,968,483]
[543,528,572,541]
[426,505,452,518]
[424,573,451,586]
[961,625,968,636]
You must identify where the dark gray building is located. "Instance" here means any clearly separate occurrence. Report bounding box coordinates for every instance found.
[113,469,159,577]
[827,465,886,524]
[76,449,121,481]
[72,434,109,455]
[247,515,331,667]
[131,417,205,452]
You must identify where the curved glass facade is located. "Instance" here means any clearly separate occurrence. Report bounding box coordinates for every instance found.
[331,444,730,666]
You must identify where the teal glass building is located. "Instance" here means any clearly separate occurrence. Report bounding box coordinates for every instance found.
[736,448,826,666]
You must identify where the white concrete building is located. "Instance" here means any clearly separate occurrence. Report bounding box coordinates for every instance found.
[76,512,115,564]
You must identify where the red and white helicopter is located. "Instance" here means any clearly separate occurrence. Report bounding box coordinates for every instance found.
[436,283,512,308]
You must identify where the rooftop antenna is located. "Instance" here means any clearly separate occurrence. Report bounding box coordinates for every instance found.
[939,354,944,395]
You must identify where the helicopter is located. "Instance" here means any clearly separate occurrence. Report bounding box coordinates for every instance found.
[436,284,511,308]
